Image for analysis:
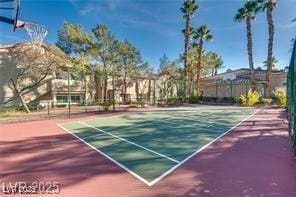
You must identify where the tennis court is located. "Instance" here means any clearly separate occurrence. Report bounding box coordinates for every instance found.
[57,106,257,186]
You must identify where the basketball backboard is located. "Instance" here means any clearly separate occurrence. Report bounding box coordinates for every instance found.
[13,0,20,31]
[0,0,20,31]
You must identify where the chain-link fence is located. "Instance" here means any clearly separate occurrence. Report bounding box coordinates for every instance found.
[200,80,265,104]
[0,63,287,123]
[287,38,296,155]
[0,73,193,122]
[0,71,270,123]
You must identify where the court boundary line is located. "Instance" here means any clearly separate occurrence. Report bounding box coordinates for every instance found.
[148,108,261,186]
[56,123,152,186]
[78,121,180,163]
[105,110,228,133]
[61,105,251,124]
[80,114,219,145]
[56,107,260,187]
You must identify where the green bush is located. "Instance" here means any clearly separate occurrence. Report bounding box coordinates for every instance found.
[188,93,200,104]
[240,89,261,107]
[275,90,287,107]
[234,97,241,104]
[200,96,215,102]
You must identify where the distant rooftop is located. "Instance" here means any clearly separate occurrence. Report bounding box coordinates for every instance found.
[202,68,287,83]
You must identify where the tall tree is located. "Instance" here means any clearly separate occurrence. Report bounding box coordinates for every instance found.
[56,22,93,102]
[258,0,278,97]
[263,56,278,69]
[180,0,198,94]
[134,62,152,102]
[206,52,224,76]
[118,40,142,103]
[91,24,120,102]
[159,53,171,73]
[193,25,213,93]
[234,0,260,90]
[57,22,92,55]
[5,45,69,113]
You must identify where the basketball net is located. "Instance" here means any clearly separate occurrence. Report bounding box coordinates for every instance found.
[24,22,48,45]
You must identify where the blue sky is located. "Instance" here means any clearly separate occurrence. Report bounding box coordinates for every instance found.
[0,0,295,72]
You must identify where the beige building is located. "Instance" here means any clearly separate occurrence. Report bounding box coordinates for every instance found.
[0,43,169,108]
[0,43,287,109]
[0,43,88,108]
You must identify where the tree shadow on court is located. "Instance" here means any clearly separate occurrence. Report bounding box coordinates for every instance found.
[0,132,127,188]
[1,108,295,196]
[151,109,296,197]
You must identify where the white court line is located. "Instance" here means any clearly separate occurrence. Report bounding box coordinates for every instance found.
[78,121,180,164]
[81,109,235,143]
[148,108,260,186]
[106,115,180,132]
[176,114,235,125]
[58,107,259,186]
[56,124,152,186]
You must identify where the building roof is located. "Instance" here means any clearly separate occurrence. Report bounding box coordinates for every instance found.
[201,68,287,83]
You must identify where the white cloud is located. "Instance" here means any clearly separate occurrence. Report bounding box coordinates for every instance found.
[77,0,125,16]
[72,0,181,38]
[79,2,102,16]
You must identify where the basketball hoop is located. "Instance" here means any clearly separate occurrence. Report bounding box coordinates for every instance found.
[24,22,48,45]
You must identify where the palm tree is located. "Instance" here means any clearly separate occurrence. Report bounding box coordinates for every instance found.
[193,25,213,93]
[234,0,260,90]
[207,52,224,76]
[180,0,198,94]
[258,0,278,97]
[263,56,278,69]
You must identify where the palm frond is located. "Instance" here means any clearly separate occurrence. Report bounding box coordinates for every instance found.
[180,0,198,18]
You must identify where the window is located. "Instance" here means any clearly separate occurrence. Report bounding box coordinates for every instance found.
[71,95,81,103]
[56,95,82,104]
[56,95,68,103]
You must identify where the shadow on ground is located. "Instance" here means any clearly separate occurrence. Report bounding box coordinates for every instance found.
[0,108,295,196]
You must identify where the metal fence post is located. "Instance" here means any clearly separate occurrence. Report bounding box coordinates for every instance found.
[153,79,156,106]
[47,101,50,116]
[215,80,218,103]
[67,66,71,118]
[112,71,115,112]
[135,76,138,107]
[230,80,233,102]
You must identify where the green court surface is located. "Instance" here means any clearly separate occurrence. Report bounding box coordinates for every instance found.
[58,106,257,186]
